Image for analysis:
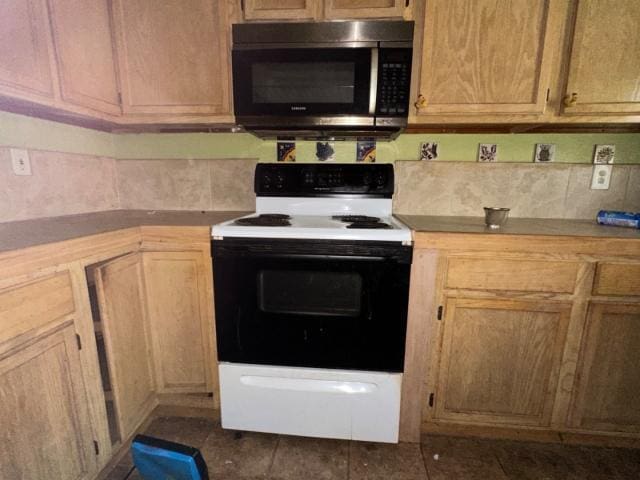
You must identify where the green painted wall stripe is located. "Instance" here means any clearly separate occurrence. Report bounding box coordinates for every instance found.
[2,111,639,163]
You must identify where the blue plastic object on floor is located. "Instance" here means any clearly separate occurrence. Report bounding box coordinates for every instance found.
[131,434,209,480]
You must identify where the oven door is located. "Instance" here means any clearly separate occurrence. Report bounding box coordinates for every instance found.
[212,238,411,373]
[232,47,375,119]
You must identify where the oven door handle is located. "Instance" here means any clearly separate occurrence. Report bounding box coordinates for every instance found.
[237,254,388,262]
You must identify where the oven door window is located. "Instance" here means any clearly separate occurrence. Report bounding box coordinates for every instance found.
[232,48,372,116]
[214,251,410,372]
[259,270,362,317]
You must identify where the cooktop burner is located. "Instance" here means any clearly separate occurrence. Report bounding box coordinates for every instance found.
[346,221,392,229]
[234,214,291,226]
[332,215,380,223]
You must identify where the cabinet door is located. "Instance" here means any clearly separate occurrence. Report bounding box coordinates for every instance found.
[324,0,406,20]
[570,303,640,433]
[563,0,640,115]
[0,325,96,480]
[0,0,55,99]
[434,298,571,427]
[112,0,230,115]
[243,0,319,20]
[94,253,156,440]
[47,0,121,115]
[415,0,558,116]
[142,251,214,393]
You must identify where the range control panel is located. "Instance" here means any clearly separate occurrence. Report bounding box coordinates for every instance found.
[376,48,412,116]
[255,163,394,197]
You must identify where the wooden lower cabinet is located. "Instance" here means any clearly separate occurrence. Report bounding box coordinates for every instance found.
[0,324,96,480]
[569,302,640,433]
[433,297,571,427]
[142,251,214,394]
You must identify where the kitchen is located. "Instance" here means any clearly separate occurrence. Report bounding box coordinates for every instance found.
[1,1,639,479]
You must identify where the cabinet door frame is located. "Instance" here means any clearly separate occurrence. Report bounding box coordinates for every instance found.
[47,0,122,115]
[434,296,572,427]
[324,0,407,20]
[569,301,640,433]
[561,0,640,115]
[0,323,97,480]
[94,253,157,440]
[111,0,231,115]
[243,0,320,20]
[415,0,563,116]
[141,250,215,394]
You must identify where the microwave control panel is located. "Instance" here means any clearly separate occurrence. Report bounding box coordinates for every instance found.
[376,48,412,116]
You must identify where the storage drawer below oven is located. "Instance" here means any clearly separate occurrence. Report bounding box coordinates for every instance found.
[219,363,402,443]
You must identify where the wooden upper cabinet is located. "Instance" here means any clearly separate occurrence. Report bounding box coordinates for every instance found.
[47,0,121,115]
[0,325,96,480]
[0,0,56,99]
[434,297,571,427]
[142,251,214,393]
[562,0,640,115]
[570,303,640,433]
[94,253,156,440]
[243,0,320,20]
[324,0,406,20]
[111,0,231,115]
[415,0,560,116]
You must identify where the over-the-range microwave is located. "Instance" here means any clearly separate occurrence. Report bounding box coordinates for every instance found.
[231,21,414,139]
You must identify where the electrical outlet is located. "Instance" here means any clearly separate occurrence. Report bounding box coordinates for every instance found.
[591,164,612,190]
[10,148,32,176]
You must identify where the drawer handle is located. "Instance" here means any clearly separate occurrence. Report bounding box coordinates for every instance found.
[240,375,377,394]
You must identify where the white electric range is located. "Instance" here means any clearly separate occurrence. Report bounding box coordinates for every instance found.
[211,163,413,443]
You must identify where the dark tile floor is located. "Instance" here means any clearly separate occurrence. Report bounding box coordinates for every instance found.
[106,417,640,480]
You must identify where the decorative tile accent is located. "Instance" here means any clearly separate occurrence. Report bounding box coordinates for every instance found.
[478,144,498,162]
[420,142,439,161]
[593,144,615,164]
[534,143,556,163]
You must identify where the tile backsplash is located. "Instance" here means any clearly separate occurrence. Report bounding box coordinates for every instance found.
[1,146,638,223]
[393,161,640,219]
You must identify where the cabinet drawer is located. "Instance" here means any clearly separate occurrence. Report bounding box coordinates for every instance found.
[446,258,580,293]
[0,272,75,345]
[593,263,640,297]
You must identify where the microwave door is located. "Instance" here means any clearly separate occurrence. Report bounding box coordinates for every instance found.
[232,47,374,118]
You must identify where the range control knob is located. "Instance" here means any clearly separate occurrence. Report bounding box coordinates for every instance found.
[375,172,387,187]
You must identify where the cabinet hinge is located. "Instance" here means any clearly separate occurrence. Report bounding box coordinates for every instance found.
[75,334,82,350]
[437,305,443,320]
[93,440,99,455]
[405,0,410,7]
[428,393,434,407]
[546,88,550,102]
[240,0,244,12]
[117,92,122,104]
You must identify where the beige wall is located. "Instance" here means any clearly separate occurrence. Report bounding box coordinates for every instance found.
[1,146,639,223]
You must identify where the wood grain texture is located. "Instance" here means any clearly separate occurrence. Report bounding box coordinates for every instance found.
[324,0,406,19]
[112,0,231,114]
[0,0,56,98]
[0,325,96,480]
[446,257,580,293]
[416,0,561,115]
[435,297,571,427]
[399,249,439,442]
[593,262,640,297]
[47,0,121,115]
[0,271,74,346]
[413,232,640,256]
[142,251,212,393]
[563,0,640,115]
[95,253,156,440]
[569,302,640,433]
[243,0,320,20]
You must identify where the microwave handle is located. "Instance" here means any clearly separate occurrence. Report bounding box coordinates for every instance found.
[369,48,379,115]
